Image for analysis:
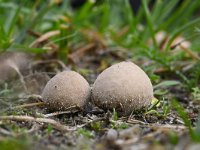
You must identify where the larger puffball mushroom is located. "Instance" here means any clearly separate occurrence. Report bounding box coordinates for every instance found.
[42,71,91,111]
[92,61,153,115]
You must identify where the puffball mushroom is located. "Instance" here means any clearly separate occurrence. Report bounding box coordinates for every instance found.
[42,71,91,111]
[92,61,154,115]
[0,52,32,84]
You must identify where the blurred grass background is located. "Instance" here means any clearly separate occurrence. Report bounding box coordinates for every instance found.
[0,0,199,91]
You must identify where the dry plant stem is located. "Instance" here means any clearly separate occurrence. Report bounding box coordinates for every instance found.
[171,41,199,60]
[142,125,187,141]
[44,111,75,118]
[170,39,188,49]
[68,43,96,63]
[26,94,43,102]
[0,127,14,136]
[0,115,105,132]
[159,36,169,50]
[0,123,42,136]
[12,102,45,109]
[127,119,147,125]
[179,45,200,61]
[142,130,162,140]
[44,105,79,118]
[116,137,140,146]
[148,124,186,130]
[27,123,42,133]
[109,119,126,126]
[78,117,106,128]
[81,29,107,48]
[168,114,185,124]
[30,30,60,47]
[31,59,67,70]
[154,67,169,73]
[27,30,41,37]
[10,63,28,93]
[0,115,76,132]
[117,26,130,38]
[0,94,42,101]
[28,30,58,50]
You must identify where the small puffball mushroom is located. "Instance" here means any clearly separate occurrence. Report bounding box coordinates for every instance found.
[92,61,153,115]
[0,52,32,84]
[42,71,91,111]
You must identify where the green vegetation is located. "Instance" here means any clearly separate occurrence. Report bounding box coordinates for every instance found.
[172,99,200,142]
[0,136,30,150]
[77,128,94,139]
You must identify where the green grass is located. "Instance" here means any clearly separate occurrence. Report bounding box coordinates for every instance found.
[0,135,31,150]
[77,128,94,139]
[172,99,200,142]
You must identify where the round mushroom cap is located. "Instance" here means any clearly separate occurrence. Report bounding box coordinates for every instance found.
[42,71,91,111]
[92,61,153,115]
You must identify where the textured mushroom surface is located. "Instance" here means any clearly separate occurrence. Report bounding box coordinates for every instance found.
[92,61,153,115]
[42,71,91,111]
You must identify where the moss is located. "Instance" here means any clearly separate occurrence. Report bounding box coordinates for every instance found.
[0,136,31,150]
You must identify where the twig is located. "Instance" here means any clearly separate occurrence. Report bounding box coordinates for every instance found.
[170,33,199,50]
[154,67,169,73]
[116,137,140,146]
[117,26,130,38]
[141,124,187,141]
[31,59,67,70]
[12,102,45,109]
[26,94,43,102]
[9,62,28,93]
[81,29,107,48]
[142,130,162,140]
[148,124,186,130]
[77,117,106,128]
[27,30,41,37]
[0,94,42,100]
[44,105,79,118]
[30,30,60,48]
[127,119,147,125]
[27,30,58,51]
[0,127,14,136]
[0,123,42,136]
[44,111,74,118]
[0,115,76,132]
[27,123,42,133]
[109,119,126,126]
[167,114,185,125]
[68,43,96,63]
[179,45,200,61]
